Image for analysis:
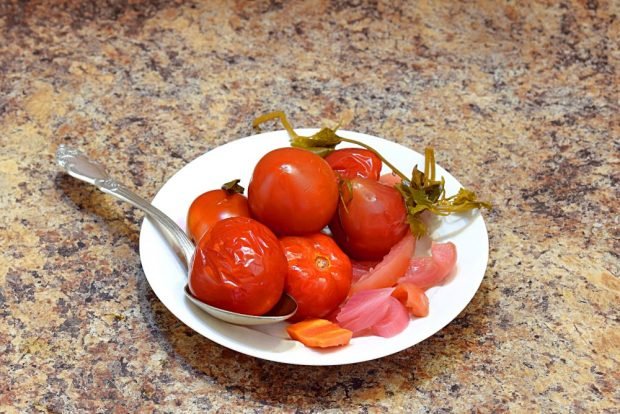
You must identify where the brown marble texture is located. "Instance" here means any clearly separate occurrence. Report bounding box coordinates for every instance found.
[1,0,618,412]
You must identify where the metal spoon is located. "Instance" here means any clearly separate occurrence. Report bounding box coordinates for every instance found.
[56,145,297,325]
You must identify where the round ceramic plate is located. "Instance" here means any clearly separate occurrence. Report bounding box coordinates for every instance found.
[138,130,489,365]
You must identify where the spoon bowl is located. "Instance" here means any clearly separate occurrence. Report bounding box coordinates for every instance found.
[56,145,297,325]
[183,286,298,325]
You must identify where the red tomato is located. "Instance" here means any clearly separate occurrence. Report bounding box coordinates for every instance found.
[280,233,352,321]
[186,189,250,243]
[189,217,287,315]
[248,148,339,236]
[325,148,382,180]
[378,172,402,187]
[329,177,408,261]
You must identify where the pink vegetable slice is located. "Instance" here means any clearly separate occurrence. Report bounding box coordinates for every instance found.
[336,288,394,335]
[350,233,415,294]
[370,296,409,337]
[399,242,457,289]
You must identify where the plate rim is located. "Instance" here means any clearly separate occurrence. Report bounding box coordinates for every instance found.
[138,129,489,365]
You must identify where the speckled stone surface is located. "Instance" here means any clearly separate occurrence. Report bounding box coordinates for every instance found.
[1,0,618,412]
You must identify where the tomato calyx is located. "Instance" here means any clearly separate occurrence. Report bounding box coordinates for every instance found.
[221,178,245,195]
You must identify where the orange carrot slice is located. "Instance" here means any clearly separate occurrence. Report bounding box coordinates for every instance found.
[392,282,429,317]
[287,319,353,348]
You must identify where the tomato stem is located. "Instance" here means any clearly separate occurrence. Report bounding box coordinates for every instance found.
[253,111,299,140]
[221,179,245,195]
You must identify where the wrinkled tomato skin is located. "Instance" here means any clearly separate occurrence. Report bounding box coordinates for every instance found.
[325,148,382,180]
[189,217,287,315]
[248,148,339,236]
[186,189,250,243]
[280,233,352,322]
[329,177,408,261]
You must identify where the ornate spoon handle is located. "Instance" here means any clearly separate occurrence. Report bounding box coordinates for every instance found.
[56,145,195,268]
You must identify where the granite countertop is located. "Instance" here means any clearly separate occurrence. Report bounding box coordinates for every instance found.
[1,1,618,412]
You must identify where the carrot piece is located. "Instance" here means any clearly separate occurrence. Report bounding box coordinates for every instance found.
[286,319,353,348]
[392,283,429,317]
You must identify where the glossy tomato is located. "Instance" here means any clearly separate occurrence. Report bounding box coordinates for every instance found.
[280,233,352,321]
[378,172,402,187]
[186,188,250,243]
[329,177,408,261]
[248,147,339,236]
[189,217,287,315]
[325,148,382,180]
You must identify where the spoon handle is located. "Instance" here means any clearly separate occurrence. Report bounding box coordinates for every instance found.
[56,145,195,268]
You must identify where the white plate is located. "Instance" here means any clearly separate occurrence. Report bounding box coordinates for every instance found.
[139,130,489,365]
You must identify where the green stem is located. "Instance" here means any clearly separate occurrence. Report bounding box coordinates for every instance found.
[253,111,299,140]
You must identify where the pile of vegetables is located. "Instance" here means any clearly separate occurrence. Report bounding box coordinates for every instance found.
[187,112,491,348]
